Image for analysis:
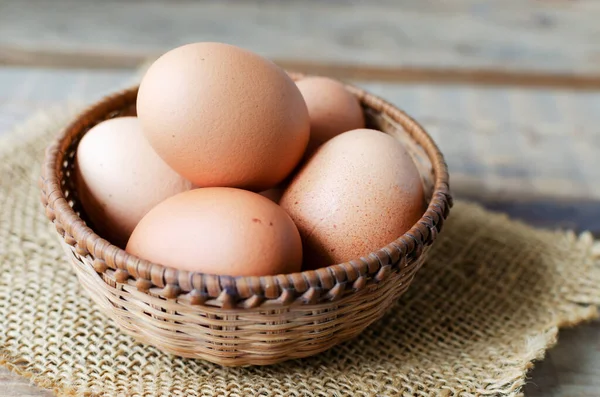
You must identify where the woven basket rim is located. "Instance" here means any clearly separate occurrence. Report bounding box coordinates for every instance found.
[40,74,452,304]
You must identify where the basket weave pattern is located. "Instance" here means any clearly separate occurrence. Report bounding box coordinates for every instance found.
[40,80,452,365]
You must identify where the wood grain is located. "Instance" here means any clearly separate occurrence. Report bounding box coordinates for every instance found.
[1,0,600,77]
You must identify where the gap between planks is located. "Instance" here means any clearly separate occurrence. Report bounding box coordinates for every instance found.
[3,46,600,91]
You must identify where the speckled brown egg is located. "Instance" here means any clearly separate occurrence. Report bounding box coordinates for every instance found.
[126,188,302,276]
[280,128,424,270]
[137,42,310,191]
[296,76,365,153]
[75,117,193,248]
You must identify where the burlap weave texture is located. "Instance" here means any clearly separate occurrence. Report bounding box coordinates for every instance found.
[0,107,599,397]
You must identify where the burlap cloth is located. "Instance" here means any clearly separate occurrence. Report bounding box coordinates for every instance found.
[1,106,599,397]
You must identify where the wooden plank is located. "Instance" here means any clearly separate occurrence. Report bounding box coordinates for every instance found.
[359,82,600,201]
[0,67,134,135]
[3,68,599,203]
[462,196,600,236]
[0,369,54,397]
[525,322,600,397]
[1,0,600,78]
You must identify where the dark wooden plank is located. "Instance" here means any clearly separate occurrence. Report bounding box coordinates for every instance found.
[461,196,600,237]
[525,322,600,397]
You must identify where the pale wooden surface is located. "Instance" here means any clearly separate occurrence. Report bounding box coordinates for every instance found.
[0,371,53,397]
[1,0,600,76]
[1,0,600,395]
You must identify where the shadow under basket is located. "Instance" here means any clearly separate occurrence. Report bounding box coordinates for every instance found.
[40,76,452,366]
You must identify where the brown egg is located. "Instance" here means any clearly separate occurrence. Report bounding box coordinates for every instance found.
[280,129,424,270]
[137,42,310,191]
[126,188,302,276]
[296,76,365,153]
[75,117,193,248]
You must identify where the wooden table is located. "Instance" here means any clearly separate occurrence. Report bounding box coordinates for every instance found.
[1,1,599,396]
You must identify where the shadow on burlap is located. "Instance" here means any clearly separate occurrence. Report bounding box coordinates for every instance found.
[1,106,599,397]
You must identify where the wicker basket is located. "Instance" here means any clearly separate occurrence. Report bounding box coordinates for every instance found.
[40,76,452,366]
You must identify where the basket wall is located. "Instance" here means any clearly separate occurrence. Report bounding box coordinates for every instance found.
[62,239,429,365]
